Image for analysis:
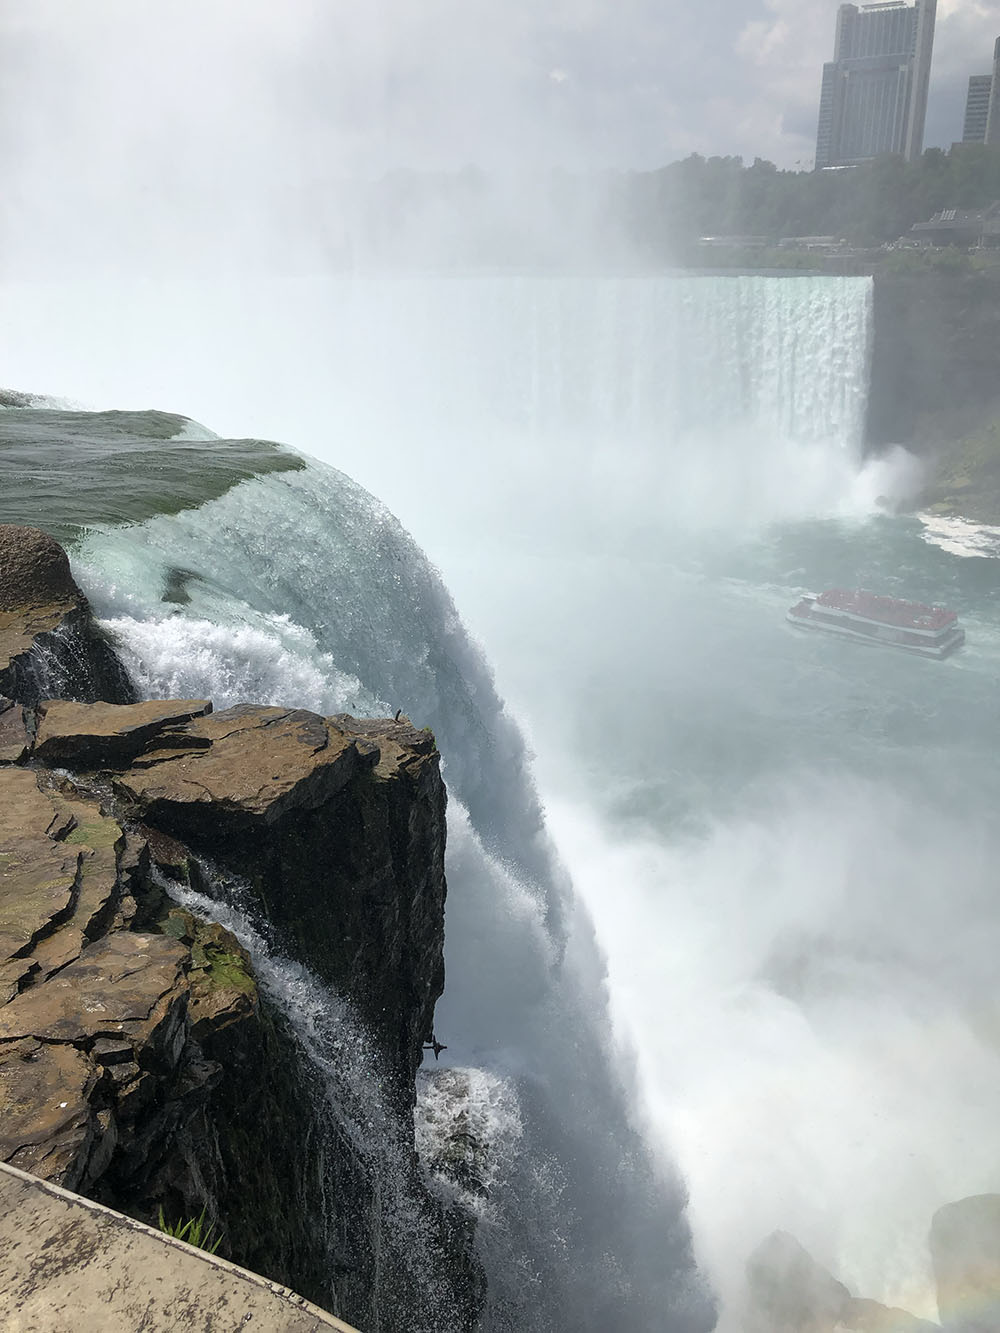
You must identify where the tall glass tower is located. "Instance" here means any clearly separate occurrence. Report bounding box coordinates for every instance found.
[815,0,937,168]
[961,39,1000,144]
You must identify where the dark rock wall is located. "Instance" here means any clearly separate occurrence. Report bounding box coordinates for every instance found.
[867,273,1000,452]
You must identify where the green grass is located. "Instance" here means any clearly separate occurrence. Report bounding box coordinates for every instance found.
[157,1206,224,1255]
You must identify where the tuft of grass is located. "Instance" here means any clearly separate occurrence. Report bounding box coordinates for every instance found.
[157,1205,224,1255]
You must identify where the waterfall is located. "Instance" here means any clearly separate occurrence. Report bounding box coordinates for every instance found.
[2,269,885,1331]
[70,451,713,1332]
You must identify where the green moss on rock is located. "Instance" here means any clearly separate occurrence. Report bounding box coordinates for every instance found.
[64,819,123,850]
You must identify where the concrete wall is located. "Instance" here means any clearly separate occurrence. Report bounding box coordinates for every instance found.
[0,1161,361,1332]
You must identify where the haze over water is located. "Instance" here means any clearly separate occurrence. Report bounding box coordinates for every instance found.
[5,7,1000,1329]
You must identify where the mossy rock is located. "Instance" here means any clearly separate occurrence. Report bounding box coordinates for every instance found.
[64,818,123,851]
[161,907,257,1012]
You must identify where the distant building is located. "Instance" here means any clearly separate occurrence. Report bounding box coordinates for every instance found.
[989,37,1000,144]
[815,1,937,169]
[962,38,1000,144]
[964,75,993,143]
[910,202,1000,247]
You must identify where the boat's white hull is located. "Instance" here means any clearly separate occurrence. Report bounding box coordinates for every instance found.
[786,608,965,659]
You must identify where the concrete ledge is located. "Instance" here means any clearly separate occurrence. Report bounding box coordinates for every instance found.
[0,1161,361,1332]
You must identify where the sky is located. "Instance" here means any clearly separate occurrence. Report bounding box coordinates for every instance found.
[0,1,997,186]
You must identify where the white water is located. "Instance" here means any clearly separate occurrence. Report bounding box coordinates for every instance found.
[164,871,472,1331]
[8,271,1000,1329]
[74,448,711,1330]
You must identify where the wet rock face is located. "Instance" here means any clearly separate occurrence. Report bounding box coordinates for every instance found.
[0,524,135,706]
[110,702,446,1097]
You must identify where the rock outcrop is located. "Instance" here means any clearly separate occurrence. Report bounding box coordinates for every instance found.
[744,1232,940,1332]
[0,525,134,705]
[930,1196,1000,1333]
[0,525,481,1331]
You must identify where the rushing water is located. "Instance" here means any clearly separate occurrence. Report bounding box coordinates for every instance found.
[3,272,999,1328]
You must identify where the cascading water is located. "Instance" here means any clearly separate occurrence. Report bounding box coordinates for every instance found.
[161,869,474,1333]
[5,269,1000,1332]
[67,452,712,1332]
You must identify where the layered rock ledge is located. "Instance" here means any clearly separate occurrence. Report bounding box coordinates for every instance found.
[0,695,457,1317]
[0,524,479,1330]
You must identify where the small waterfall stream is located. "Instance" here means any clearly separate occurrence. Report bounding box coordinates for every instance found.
[166,868,473,1333]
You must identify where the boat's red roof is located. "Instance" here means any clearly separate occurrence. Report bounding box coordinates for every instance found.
[815,588,957,630]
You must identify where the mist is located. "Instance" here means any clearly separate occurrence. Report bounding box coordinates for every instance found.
[4,4,1000,1331]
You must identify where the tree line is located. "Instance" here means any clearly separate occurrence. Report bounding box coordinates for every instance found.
[352,144,1000,268]
[624,143,1000,256]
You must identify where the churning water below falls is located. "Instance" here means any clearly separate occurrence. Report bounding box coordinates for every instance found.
[4,272,1000,1330]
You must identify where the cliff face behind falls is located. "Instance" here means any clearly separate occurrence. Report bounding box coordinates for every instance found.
[0,524,484,1332]
[868,272,1000,521]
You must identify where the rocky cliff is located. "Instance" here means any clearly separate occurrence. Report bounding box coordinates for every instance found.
[0,526,482,1331]
[868,273,1000,520]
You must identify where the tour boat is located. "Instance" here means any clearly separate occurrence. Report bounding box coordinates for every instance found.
[787,589,965,659]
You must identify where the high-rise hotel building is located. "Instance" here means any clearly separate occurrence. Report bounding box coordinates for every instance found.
[815,0,937,168]
[962,37,1000,145]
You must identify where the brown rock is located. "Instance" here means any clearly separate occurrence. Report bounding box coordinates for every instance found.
[0,775,129,981]
[0,1038,98,1183]
[0,524,89,704]
[0,769,82,966]
[0,958,36,1004]
[42,787,125,934]
[113,705,378,833]
[0,525,82,612]
[0,695,30,763]
[30,925,85,980]
[0,932,188,1048]
[33,697,213,770]
[0,525,135,707]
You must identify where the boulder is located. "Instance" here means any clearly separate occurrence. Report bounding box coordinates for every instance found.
[0,524,81,611]
[931,1195,1000,1332]
[0,524,134,706]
